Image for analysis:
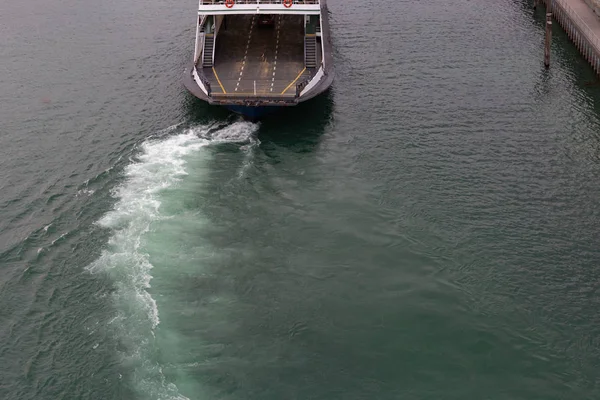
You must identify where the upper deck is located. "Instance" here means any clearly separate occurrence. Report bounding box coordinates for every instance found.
[198,0,321,15]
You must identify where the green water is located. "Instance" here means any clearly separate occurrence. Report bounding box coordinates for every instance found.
[2,0,600,399]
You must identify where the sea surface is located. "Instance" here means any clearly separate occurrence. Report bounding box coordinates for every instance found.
[2,0,600,399]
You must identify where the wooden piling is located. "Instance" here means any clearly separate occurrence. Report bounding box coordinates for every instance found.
[539,0,600,77]
[545,13,553,68]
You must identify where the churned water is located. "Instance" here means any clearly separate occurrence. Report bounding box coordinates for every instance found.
[2,0,600,399]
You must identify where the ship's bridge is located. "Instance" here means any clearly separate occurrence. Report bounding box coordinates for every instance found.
[198,0,321,15]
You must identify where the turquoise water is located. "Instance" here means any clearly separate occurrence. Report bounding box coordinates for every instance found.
[2,0,600,399]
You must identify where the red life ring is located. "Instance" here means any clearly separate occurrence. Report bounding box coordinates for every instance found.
[225,0,235,8]
[283,0,293,8]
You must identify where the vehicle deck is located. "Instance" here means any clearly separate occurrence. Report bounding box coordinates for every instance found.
[203,14,320,98]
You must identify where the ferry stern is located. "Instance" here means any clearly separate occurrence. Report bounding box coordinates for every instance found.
[183,0,334,119]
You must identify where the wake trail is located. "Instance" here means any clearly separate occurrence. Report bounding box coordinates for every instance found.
[86,120,258,400]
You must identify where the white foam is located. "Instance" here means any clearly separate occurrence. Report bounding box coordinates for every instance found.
[76,188,95,197]
[238,137,261,179]
[50,232,66,246]
[208,120,260,144]
[86,121,258,400]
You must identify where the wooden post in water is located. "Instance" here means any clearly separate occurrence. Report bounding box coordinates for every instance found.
[544,11,553,68]
[534,0,538,10]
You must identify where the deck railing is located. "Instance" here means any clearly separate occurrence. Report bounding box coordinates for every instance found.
[200,0,319,5]
[295,79,310,97]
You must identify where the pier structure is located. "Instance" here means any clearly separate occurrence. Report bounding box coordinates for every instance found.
[542,0,600,74]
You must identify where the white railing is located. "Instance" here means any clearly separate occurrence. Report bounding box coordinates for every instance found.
[193,68,211,96]
[200,0,319,4]
[554,0,600,51]
[319,13,325,68]
[194,16,207,63]
[299,66,324,96]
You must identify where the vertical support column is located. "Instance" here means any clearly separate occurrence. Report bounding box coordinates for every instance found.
[545,12,552,68]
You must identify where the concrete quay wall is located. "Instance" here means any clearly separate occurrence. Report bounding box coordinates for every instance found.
[543,0,600,74]
[582,0,600,17]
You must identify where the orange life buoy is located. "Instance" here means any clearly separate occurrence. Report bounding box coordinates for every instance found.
[225,0,235,8]
[283,0,293,8]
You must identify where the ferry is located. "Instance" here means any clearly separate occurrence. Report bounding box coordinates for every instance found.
[183,0,334,119]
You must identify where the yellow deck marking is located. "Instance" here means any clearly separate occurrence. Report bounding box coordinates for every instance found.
[212,67,227,94]
[280,67,306,95]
